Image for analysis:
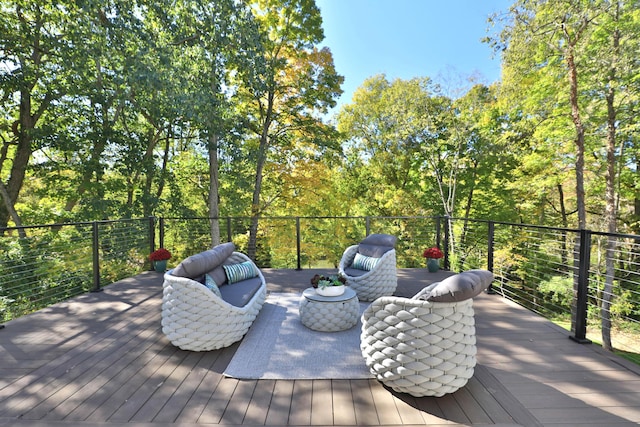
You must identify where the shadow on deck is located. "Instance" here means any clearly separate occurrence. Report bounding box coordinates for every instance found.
[0,268,639,426]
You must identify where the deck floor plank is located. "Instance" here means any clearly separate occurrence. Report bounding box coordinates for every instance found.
[198,376,238,424]
[0,269,639,426]
[331,379,357,425]
[288,380,312,425]
[310,379,333,425]
[107,343,186,422]
[368,379,404,425]
[244,379,276,425]
[173,352,227,423]
[151,350,215,423]
[130,350,203,422]
[461,372,514,424]
[30,313,165,421]
[349,379,381,426]
[392,393,433,425]
[412,396,451,424]
[70,335,169,422]
[434,393,472,425]
[219,378,256,425]
[264,380,294,425]
[453,384,495,424]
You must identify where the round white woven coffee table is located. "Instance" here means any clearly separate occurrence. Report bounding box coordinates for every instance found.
[299,287,359,332]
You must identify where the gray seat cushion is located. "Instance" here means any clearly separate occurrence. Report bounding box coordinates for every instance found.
[424,269,493,302]
[219,276,263,307]
[358,233,397,258]
[172,242,236,279]
[344,267,368,277]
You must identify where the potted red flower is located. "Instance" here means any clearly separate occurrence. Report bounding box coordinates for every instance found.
[150,248,171,272]
[422,247,443,273]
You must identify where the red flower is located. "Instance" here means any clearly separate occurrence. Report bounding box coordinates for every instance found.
[150,248,171,261]
[422,247,443,259]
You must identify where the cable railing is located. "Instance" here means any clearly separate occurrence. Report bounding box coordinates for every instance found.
[1,215,639,363]
[446,217,640,363]
[0,218,152,322]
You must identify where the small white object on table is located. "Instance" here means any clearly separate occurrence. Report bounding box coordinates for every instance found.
[299,287,359,332]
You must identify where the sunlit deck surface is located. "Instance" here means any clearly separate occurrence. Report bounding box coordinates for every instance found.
[1,268,640,427]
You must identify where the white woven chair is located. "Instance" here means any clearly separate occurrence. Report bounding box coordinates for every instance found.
[338,234,398,302]
[161,252,266,352]
[339,246,397,301]
[360,269,493,397]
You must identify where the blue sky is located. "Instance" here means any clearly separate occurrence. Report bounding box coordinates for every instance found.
[315,0,512,114]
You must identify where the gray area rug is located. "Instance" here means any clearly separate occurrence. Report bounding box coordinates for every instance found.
[223,292,373,379]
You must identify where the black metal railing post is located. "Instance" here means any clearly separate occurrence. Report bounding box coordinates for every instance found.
[571,229,592,344]
[159,217,165,249]
[149,217,156,271]
[91,221,102,292]
[227,217,232,242]
[365,216,371,236]
[296,217,302,270]
[435,216,442,249]
[149,216,156,252]
[487,221,496,294]
[443,216,450,270]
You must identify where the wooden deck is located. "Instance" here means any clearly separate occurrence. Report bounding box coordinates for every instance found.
[1,268,639,427]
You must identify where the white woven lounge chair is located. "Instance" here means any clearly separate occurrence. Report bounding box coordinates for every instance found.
[338,233,397,302]
[162,245,267,352]
[360,269,493,397]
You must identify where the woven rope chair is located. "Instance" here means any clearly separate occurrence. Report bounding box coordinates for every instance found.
[338,244,397,302]
[360,270,493,397]
[360,295,476,397]
[161,252,266,352]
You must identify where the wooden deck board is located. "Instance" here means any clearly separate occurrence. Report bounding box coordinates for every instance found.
[0,268,639,426]
[369,379,404,425]
[349,379,380,425]
[310,380,333,425]
[264,380,293,425]
[331,379,357,425]
[288,380,312,425]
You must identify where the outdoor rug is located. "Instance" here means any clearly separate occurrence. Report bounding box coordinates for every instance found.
[223,292,373,379]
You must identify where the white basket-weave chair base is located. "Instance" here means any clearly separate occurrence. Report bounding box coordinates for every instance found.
[339,245,397,302]
[161,253,266,352]
[360,297,476,397]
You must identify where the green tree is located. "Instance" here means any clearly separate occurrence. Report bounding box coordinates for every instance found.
[0,0,89,230]
[238,0,343,259]
[491,0,640,350]
[338,75,449,216]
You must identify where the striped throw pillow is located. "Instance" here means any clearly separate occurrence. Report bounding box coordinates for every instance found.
[223,261,257,284]
[352,252,379,271]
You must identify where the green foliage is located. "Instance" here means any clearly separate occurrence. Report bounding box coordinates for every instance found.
[0,232,92,321]
[539,275,573,307]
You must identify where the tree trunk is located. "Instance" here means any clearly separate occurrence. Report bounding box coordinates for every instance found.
[209,134,221,246]
[634,157,640,234]
[601,19,621,352]
[248,91,274,261]
[565,35,587,334]
[0,89,38,229]
[0,181,26,238]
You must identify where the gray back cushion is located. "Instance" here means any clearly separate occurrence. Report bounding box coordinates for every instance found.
[172,242,236,279]
[358,233,397,258]
[206,265,228,287]
[426,269,493,302]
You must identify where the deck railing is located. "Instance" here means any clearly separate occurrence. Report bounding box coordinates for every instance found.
[1,215,639,362]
